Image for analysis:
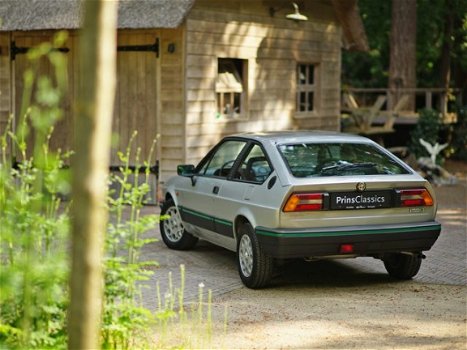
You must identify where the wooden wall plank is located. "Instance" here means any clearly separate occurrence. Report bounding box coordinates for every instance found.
[7,29,177,186]
[5,1,343,181]
[192,0,337,23]
[11,32,74,158]
[186,19,338,38]
[0,33,11,160]
[0,34,10,114]
[159,27,185,181]
[183,1,342,167]
[112,30,160,167]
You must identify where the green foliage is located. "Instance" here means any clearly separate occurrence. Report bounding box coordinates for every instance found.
[342,0,390,88]
[102,134,159,349]
[0,32,71,349]
[416,0,447,87]
[1,33,220,350]
[151,268,216,349]
[446,106,467,161]
[408,109,443,161]
[343,0,467,88]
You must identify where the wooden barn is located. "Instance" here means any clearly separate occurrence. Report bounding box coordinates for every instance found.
[0,0,367,182]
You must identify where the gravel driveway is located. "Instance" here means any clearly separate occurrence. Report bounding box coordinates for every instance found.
[141,161,466,349]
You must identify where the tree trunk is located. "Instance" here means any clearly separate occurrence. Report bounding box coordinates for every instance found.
[331,0,369,52]
[439,0,454,90]
[68,1,118,349]
[388,0,417,110]
[439,0,454,114]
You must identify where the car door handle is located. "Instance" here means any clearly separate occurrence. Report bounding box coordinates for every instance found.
[212,186,219,194]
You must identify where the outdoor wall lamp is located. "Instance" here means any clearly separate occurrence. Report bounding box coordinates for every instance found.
[269,2,308,22]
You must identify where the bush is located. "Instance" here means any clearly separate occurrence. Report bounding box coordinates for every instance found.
[447,106,467,161]
[0,33,71,349]
[408,109,443,163]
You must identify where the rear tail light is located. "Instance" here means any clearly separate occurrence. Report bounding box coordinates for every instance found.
[339,244,354,254]
[283,193,327,212]
[398,188,434,207]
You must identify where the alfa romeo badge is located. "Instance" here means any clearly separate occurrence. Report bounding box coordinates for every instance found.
[356,182,366,192]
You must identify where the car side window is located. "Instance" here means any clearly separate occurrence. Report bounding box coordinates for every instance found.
[198,140,247,178]
[233,144,272,183]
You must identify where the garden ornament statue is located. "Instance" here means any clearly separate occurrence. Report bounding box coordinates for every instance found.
[419,138,448,165]
[418,138,456,185]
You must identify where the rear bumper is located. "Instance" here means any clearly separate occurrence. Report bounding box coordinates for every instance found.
[255,221,441,259]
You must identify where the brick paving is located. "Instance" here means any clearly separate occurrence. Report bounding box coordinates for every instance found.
[139,166,466,309]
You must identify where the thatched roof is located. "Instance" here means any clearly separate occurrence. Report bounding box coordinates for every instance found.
[0,0,368,52]
[0,0,195,31]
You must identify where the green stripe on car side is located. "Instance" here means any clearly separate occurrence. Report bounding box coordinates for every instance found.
[180,207,212,221]
[179,206,233,226]
[255,224,441,238]
[215,218,233,226]
[179,206,440,238]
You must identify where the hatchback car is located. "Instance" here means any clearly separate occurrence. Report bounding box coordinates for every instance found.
[160,131,441,288]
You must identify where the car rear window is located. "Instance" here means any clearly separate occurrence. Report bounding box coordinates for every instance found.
[278,143,410,177]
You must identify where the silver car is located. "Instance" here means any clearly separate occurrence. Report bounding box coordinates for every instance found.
[160,131,441,288]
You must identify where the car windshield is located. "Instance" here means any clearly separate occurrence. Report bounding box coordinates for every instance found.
[278,143,410,177]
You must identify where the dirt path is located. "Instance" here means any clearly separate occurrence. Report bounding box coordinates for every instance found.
[207,273,465,349]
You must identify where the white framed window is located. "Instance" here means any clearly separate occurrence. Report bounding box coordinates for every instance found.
[296,63,317,114]
[216,58,247,118]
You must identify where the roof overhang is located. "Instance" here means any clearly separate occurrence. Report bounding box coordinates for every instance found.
[0,0,369,52]
[0,0,195,31]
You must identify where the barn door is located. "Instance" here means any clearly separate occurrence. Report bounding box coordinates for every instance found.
[112,31,160,203]
[113,31,159,167]
[11,31,160,203]
[12,33,73,160]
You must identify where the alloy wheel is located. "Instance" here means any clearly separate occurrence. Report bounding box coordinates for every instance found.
[163,206,184,242]
[239,234,254,277]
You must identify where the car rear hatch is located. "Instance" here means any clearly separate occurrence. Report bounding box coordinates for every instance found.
[279,175,437,229]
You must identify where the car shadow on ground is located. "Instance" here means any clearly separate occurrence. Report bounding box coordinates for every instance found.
[180,240,394,289]
[151,236,396,289]
[189,239,393,288]
[176,240,392,285]
[270,258,393,288]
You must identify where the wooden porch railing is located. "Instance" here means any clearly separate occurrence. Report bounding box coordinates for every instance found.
[340,87,462,142]
[342,87,462,118]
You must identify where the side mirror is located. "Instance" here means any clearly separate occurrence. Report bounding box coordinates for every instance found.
[177,164,195,176]
[177,164,197,186]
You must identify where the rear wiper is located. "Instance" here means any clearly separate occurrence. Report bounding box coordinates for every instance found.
[321,162,377,173]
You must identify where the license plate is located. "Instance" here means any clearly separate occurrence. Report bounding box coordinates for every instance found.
[330,191,392,210]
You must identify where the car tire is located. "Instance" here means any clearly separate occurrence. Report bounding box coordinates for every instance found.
[237,222,273,289]
[160,198,198,250]
[383,253,422,280]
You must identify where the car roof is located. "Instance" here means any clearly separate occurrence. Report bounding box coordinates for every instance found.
[229,131,373,144]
